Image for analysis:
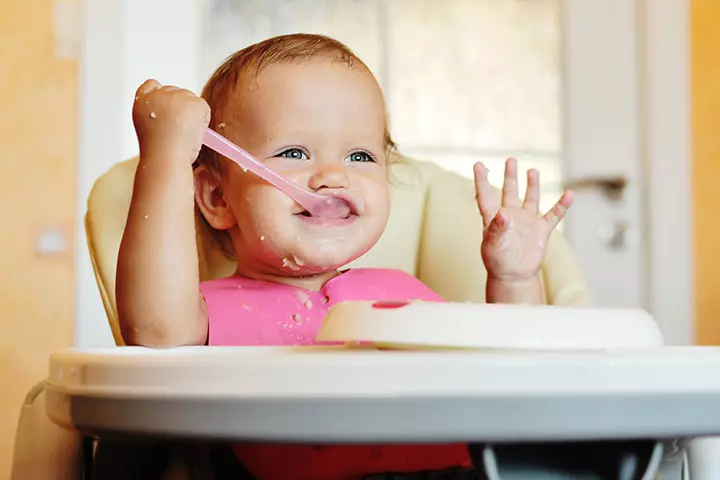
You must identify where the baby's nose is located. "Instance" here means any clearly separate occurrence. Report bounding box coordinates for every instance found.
[307,163,349,191]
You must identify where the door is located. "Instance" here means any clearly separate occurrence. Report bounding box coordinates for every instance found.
[202,0,645,308]
[0,0,77,474]
[562,1,644,309]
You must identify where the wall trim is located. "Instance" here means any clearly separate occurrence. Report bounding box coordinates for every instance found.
[642,0,694,344]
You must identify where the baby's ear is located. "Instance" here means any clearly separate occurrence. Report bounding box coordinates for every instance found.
[194,165,236,230]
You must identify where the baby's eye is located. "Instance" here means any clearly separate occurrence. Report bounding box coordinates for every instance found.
[346,151,375,163]
[275,148,308,160]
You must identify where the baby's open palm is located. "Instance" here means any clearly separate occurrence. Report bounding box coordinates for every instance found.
[474,158,574,282]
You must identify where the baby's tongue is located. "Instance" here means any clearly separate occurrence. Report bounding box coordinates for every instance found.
[309,197,350,219]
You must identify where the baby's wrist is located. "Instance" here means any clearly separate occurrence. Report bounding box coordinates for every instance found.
[486,275,544,305]
[139,138,201,166]
[486,272,537,284]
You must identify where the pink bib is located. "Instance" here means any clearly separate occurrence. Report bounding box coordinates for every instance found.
[200,268,443,346]
[199,269,470,479]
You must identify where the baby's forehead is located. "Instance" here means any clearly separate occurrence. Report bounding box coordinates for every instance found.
[229,58,378,100]
[216,59,386,131]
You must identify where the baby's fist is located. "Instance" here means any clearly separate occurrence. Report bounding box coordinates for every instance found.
[132,79,210,163]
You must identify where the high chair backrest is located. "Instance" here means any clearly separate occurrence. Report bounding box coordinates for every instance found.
[86,155,591,346]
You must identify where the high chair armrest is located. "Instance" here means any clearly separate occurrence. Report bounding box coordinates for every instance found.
[11,381,82,480]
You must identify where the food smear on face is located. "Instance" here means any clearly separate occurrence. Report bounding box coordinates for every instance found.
[282,257,301,270]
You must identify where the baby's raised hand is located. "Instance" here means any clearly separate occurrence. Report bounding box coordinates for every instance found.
[474,158,574,283]
[132,79,210,165]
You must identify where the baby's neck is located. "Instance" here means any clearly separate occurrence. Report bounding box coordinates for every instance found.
[234,267,343,292]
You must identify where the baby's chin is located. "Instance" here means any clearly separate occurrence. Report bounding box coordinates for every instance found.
[276,245,371,276]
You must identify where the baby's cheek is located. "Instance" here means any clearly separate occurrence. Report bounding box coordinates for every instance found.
[367,186,392,230]
[237,184,279,222]
[247,193,297,243]
[248,214,285,245]
[247,222,297,268]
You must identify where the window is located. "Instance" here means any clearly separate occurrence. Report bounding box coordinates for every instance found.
[203,0,563,213]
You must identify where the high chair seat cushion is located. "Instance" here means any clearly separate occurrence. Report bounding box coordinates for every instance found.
[85,154,591,346]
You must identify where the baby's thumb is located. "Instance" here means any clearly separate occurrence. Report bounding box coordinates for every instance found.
[485,210,510,240]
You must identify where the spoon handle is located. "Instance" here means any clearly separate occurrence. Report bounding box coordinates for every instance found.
[202,128,316,208]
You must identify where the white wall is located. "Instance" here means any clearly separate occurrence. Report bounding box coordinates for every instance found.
[76,0,205,347]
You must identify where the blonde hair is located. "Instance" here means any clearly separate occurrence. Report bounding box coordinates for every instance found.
[194,33,397,256]
[195,33,396,173]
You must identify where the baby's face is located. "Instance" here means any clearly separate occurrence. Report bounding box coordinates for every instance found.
[217,58,390,275]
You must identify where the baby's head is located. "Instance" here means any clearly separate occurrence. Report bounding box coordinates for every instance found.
[194,34,395,279]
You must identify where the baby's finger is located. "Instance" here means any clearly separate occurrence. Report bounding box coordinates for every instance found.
[523,168,540,213]
[135,79,162,99]
[474,162,499,228]
[542,190,575,230]
[502,157,520,208]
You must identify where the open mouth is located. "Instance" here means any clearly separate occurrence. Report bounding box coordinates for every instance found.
[293,193,359,223]
[296,210,354,220]
[295,209,356,224]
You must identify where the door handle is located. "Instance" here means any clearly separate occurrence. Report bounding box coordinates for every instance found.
[564,175,628,201]
[599,220,629,251]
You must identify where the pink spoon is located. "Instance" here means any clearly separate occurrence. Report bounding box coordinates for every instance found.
[202,128,351,218]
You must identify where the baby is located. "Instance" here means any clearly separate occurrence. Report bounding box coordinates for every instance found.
[117,34,573,480]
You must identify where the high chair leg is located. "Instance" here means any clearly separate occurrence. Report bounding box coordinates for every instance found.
[89,439,257,480]
[91,439,203,480]
[475,440,666,479]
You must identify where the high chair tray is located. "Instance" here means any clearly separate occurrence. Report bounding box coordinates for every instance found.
[45,346,720,443]
[317,302,664,349]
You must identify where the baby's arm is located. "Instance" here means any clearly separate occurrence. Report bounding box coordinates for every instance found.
[116,80,210,347]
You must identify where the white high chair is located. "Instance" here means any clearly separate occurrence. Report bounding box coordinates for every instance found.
[14,153,719,479]
[86,154,593,346]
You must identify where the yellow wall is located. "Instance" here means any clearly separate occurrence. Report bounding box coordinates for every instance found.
[0,0,77,475]
[692,0,720,345]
